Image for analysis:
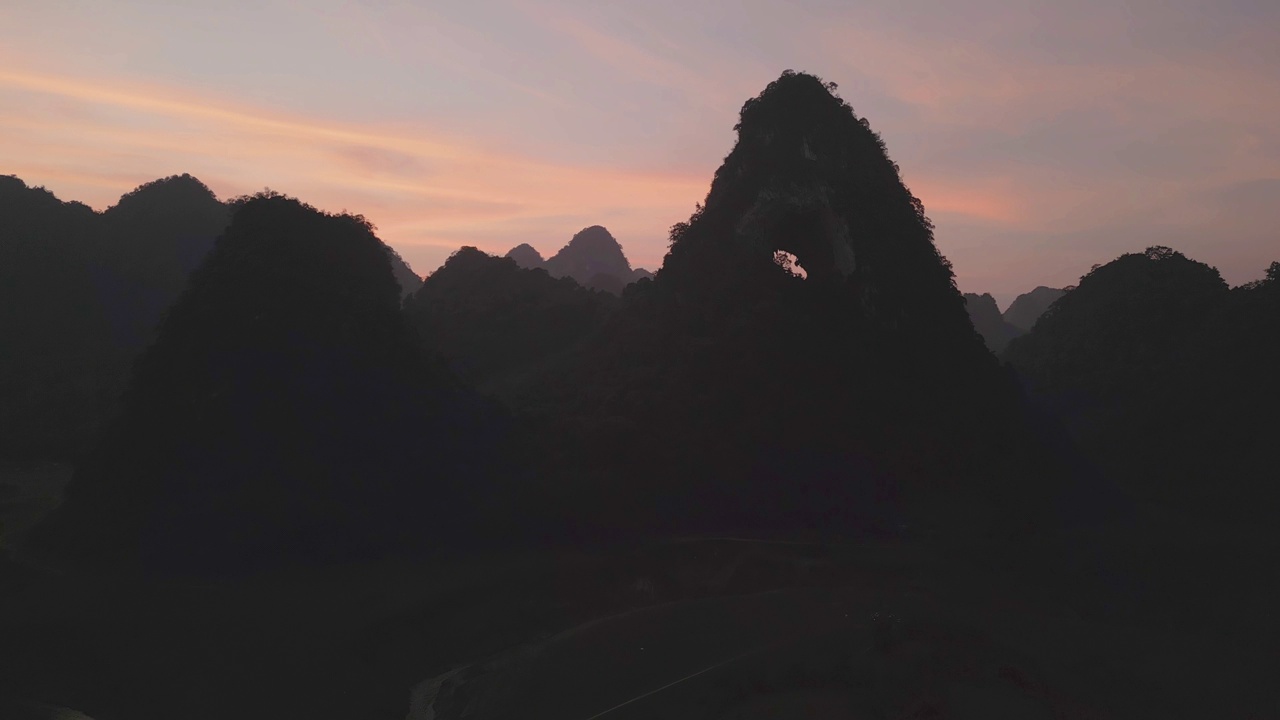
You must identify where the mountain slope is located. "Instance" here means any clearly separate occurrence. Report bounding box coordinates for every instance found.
[963,292,1023,353]
[34,194,510,571]
[1003,286,1066,332]
[514,71,1066,541]
[1005,246,1277,518]
[404,247,615,395]
[0,174,422,460]
[503,229,651,295]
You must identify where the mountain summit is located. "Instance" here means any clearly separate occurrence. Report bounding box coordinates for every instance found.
[964,292,1022,353]
[514,71,1066,540]
[543,225,632,283]
[503,226,649,294]
[659,71,973,347]
[505,243,545,270]
[1003,286,1066,332]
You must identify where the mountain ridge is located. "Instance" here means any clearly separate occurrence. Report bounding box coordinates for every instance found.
[502,226,651,294]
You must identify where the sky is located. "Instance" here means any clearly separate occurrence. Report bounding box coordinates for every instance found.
[2,0,1277,307]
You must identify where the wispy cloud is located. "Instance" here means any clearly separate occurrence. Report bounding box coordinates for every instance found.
[0,66,706,273]
[3,0,1277,294]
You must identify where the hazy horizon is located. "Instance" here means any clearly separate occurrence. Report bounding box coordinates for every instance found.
[3,0,1277,306]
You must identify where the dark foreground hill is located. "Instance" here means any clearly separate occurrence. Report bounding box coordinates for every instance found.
[3,71,1276,720]
[503,226,652,294]
[31,194,513,573]
[0,175,226,459]
[0,175,421,462]
[1003,285,1066,332]
[1005,246,1280,520]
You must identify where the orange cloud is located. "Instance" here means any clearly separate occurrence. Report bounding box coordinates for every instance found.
[0,67,710,273]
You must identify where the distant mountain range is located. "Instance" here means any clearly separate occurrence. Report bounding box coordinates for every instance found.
[503,226,652,294]
[1003,286,1066,332]
[964,286,1067,353]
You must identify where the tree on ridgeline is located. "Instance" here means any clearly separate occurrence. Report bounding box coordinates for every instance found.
[1005,247,1279,519]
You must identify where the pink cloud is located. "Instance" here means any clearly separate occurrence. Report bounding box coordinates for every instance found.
[0,66,707,274]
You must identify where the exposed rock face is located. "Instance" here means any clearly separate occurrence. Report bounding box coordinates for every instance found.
[515,71,1057,540]
[1003,286,1066,332]
[658,71,977,349]
[963,292,1023,353]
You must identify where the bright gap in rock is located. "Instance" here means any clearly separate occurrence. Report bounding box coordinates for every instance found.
[774,250,807,279]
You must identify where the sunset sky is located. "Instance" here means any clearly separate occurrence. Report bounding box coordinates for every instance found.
[2,0,1277,306]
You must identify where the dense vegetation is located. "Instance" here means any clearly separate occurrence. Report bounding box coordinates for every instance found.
[0,175,420,463]
[2,70,1277,720]
[404,247,617,395]
[503,225,652,294]
[32,195,515,573]
[1005,247,1279,520]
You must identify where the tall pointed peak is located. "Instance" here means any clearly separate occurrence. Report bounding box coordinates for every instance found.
[660,70,966,338]
[544,225,632,285]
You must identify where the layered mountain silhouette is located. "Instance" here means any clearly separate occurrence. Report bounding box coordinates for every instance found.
[498,71,1077,540]
[405,247,616,395]
[963,293,1022,353]
[0,174,421,460]
[6,75,1115,554]
[1006,246,1278,519]
[1003,285,1066,332]
[0,175,227,460]
[386,245,424,297]
[505,243,545,269]
[35,193,511,572]
[503,226,651,295]
[961,286,1066,353]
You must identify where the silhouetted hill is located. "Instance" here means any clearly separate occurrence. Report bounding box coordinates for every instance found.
[1005,246,1277,518]
[33,194,514,573]
[1003,286,1066,332]
[97,175,230,352]
[1005,247,1228,401]
[963,292,1023,353]
[513,71,1075,542]
[0,177,108,460]
[404,247,616,395]
[0,175,226,460]
[0,174,422,461]
[505,243,545,270]
[543,226,631,284]
[502,229,652,295]
[386,246,423,298]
